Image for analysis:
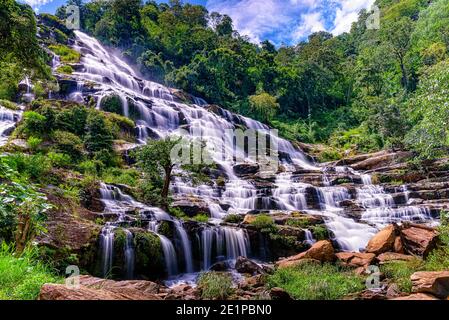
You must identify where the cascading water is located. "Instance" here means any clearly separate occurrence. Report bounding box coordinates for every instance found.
[200,226,251,270]
[57,30,440,281]
[100,225,115,277]
[0,106,22,147]
[123,229,135,279]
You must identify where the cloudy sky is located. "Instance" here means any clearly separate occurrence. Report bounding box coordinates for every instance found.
[22,0,375,45]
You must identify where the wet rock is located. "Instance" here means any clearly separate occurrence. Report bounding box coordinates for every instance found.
[365,225,397,255]
[411,271,449,299]
[235,256,264,275]
[278,225,306,240]
[210,261,231,271]
[336,252,376,268]
[400,224,438,258]
[269,287,292,301]
[234,163,260,176]
[171,199,210,217]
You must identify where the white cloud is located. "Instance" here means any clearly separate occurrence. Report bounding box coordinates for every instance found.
[292,11,325,41]
[206,0,319,44]
[206,0,374,44]
[23,0,53,7]
[331,0,375,35]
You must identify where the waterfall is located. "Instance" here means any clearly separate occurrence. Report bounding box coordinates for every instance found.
[0,106,22,147]
[222,227,250,260]
[100,225,115,277]
[124,229,135,280]
[60,30,439,270]
[201,228,215,270]
[304,229,316,246]
[174,221,194,273]
[159,235,179,276]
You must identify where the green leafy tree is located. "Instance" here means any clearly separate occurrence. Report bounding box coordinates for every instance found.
[84,111,114,154]
[249,92,279,123]
[135,137,181,207]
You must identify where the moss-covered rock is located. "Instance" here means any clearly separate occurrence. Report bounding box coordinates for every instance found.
[131,229,164,279]
[100,95,123,115]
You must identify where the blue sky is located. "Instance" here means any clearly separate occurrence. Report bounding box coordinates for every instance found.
[21,0,374,45]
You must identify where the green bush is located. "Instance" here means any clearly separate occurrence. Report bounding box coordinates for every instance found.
[168,207,186,219]
[197,272,234,300]
[250,215,277,232]
[193,214,209,223]
[102,167,139,186]
[93,149,120,168]
[0,244,61,300]
[310,225,329,241]
[54,105,88,137]
[21,111,47,137]
[48,44,80,63]
[78,160,104,176]
[56,65,74,74]
[47,151,72,168]
[27,136,42,152]
[52,130,83,159]
[84,111,114,154]
[268,262,364,300]
[0,99,18,110]
[3,153,51,182]
[223,214,243,224]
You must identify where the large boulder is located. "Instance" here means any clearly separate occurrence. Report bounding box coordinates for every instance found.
[336,252,376,268]
[276,240,335,268]
[365,225,397,255]
[411,271,449,299]
[234,163,259,176]
[235,256,264,275]
[400,224,438,258]
[39,276,162,300]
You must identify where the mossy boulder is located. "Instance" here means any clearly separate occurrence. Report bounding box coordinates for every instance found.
[131,229,164,279]
[100,95,123,115]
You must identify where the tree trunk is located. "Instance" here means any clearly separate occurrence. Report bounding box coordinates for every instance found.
[399,56,408,90]
[15,214,31,254]
[161,166,173,210]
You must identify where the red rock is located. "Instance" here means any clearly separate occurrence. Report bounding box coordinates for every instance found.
[400,225,438,258]
[393,236,405,253]
[276,241,335,268]
[336,252,376,267]
[411,271,449,299]
[366,225,397,255]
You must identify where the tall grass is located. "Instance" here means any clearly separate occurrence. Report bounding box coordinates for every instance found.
[268,262,364,300]
[197,272,234,300]
[0,243,62,300]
